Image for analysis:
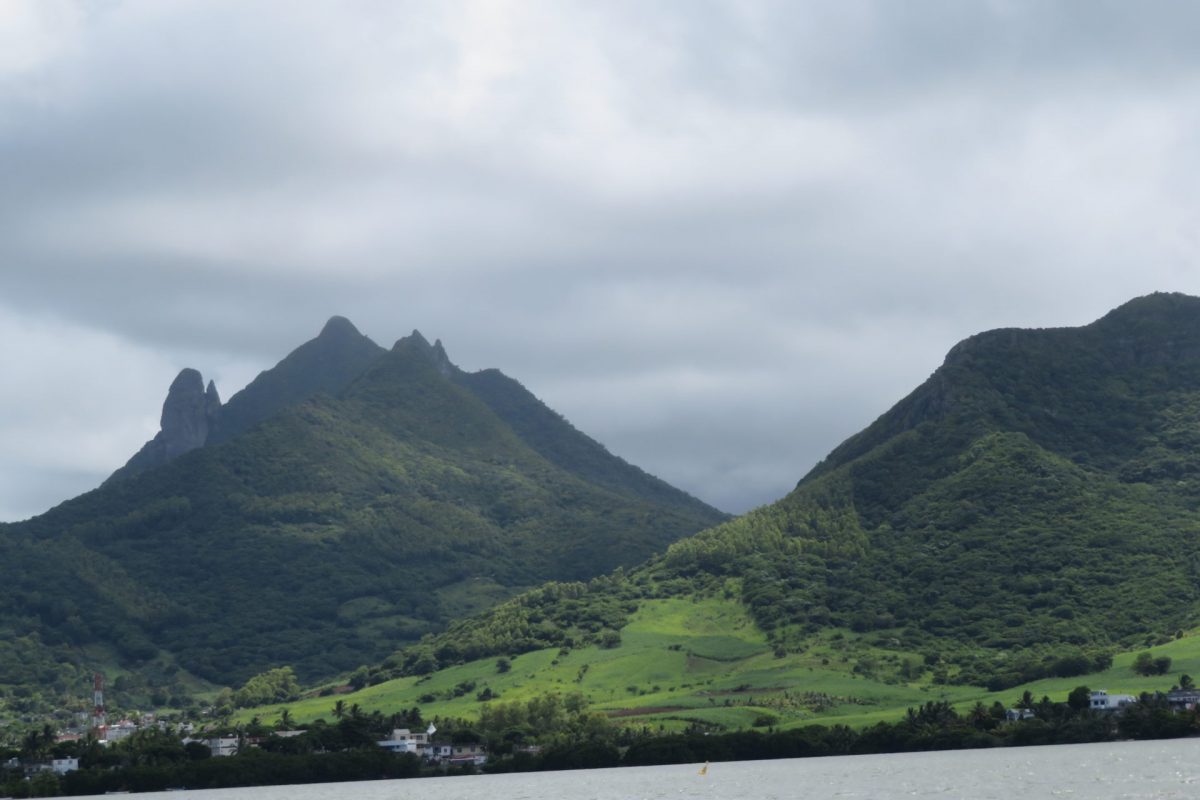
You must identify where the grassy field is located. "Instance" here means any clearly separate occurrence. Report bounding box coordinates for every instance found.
[237,597,1200,732]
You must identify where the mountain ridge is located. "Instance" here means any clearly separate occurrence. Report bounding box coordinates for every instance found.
[804,292,1200,486]
[362,292,1200,701]
[0,318,725,715]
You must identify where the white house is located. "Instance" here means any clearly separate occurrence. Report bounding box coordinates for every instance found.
[376,728,429,754]
[205,736,240,757]
[103,720,139,743]
[50,757,79,775]
[1089,689,1137,712]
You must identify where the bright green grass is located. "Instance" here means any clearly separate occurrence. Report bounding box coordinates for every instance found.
[238,599,1200,733]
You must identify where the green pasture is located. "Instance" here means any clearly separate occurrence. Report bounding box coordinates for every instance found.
[238,598,1200,734]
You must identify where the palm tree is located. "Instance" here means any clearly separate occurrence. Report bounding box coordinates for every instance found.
[277,708,294,730]
[968,701,991,730]
[27,724,55,759]
[21,728,46,759]
[332,699,347,720]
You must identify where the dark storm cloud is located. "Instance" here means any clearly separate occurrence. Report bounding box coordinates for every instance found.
[2,0,1199,521]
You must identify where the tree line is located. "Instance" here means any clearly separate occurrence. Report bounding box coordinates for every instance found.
[6,686,1200,796]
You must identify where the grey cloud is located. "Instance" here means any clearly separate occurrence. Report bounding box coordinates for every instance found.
[641,2,1200,112]
[0,465,101,523]
[2,1,1200,519]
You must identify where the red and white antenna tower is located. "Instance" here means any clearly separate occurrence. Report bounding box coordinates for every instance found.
[92,672,106,731]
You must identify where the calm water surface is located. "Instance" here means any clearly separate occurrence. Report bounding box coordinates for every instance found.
[90,738,1200,799]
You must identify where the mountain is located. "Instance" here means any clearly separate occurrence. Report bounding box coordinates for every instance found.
[367,293,1200,702]
[104,369,223,482]
[107,316,388,482]
[677,292,1200,672]
[0,319,725,712]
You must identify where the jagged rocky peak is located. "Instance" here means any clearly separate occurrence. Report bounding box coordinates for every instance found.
[401,329,430,348]
[396,329,456,377]
[159,368,221,461]
[427,339,454,377]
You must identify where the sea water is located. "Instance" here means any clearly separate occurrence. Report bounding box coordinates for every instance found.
[81,738,1200,799]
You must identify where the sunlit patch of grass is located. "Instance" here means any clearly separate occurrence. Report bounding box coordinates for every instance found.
[239,603,1200,735]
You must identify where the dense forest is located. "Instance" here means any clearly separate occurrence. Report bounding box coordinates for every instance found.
[365,293,1200,691]
[0,319,724,716]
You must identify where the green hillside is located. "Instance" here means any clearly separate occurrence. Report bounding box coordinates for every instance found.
[326,292,1200,725]
[239,595,1200,734]
[0,321,725,716]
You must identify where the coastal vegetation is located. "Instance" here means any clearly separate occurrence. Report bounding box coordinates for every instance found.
[6,681,1200,796]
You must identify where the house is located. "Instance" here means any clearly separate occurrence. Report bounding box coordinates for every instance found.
[1005,708,1035,722]
[1089,689,1137,712]
[50,757,79,776]
[426,742,453,762]
[423,740,487,766]
[1166,688,1200,711]
[203,736,240,757]
[445,742,487,767]
[376,728,430,754]
[22,758,79,778]
[103,720,139,743]
[182,735,238,757]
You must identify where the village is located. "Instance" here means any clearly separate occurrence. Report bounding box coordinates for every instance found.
[8,668,1200,786]
[2,673,497,782]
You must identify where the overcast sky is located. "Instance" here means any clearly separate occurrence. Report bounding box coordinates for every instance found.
[2,0,1199,522]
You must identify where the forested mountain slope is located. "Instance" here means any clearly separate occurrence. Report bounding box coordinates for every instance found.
[0,321,724,713]
[381,293,1200,691]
